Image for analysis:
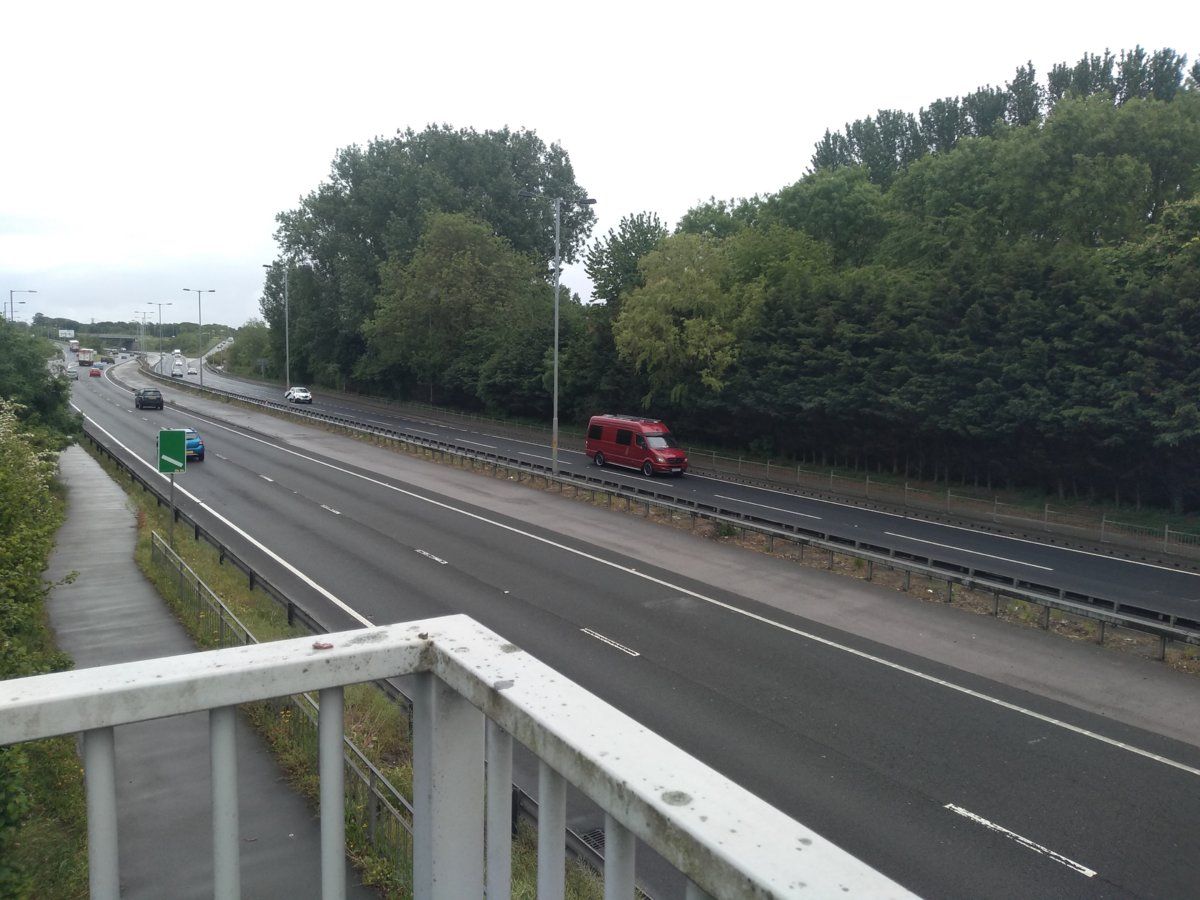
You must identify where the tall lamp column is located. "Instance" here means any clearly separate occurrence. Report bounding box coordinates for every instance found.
[183,289,215,389]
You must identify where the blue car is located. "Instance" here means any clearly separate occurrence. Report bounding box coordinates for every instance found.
[184,428,205,462]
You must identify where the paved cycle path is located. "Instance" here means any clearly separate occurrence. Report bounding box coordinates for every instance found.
[45,446,377,899]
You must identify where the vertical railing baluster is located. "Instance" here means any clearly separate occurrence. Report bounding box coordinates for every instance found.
[538,761,566,900]
[603,813,635,900]
[83,727,120,900]
[210,705,240,899]
[319,687,346,900]
[413,672,485,898]
[486,720,513,899]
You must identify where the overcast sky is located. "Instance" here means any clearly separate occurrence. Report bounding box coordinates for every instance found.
[2,1,1193,328]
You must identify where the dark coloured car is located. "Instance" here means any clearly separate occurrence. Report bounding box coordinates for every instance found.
[135,389,164,410]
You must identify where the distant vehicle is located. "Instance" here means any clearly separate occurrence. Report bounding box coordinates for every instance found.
[171,362,185,378]
[187,367,197,375]
[173,348,181,356]
[77,348,95,365]
[585,414,688,477]
[134,389,163,410]
[89,367,102,378]
[184,428,205,461]
[66,368,79,381]
[68,339,80,353]
[284,386,312,404]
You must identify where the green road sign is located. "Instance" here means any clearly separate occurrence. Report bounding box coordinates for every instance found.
[158,429,187,474]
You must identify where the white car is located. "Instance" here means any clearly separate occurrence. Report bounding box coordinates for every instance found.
[285,386,312,404]
[187,367,198,375]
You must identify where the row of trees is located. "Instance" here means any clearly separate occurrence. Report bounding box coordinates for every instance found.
[256,48,1200,510]
[810,46,1198,188]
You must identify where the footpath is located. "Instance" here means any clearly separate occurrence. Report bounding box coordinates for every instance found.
[45,445,376,899]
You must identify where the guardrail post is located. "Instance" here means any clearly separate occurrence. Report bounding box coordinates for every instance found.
[1040,606,1051,629]
[866,559,873,581]
[993,591,1000,616]
[946,581,953,603]
[366,769,378,844]
[1158,634,1168,661]
[1097,620,1106,644]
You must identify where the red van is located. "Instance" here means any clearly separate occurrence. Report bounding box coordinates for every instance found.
[585,414,688,476]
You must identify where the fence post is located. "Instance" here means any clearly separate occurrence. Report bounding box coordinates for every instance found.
[946,488,951,512]
[993,497,999,523]
[1100,513,1107,544]
[865,475,870,500]
[1164,524,1170,553]
[1044,503,1051,531]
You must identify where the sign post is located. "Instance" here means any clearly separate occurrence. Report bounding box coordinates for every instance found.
[157,430,187,547]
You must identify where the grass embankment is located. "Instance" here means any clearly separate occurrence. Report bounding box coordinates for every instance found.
[86,442,603,899]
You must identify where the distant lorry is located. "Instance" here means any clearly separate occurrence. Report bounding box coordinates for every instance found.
[68,339,80,353]
[76,348,95,365]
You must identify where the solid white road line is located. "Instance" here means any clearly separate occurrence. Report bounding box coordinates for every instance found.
[714,494,822,520]
[581,628,640,657]
[884,532,1054,571]
[414,548,448,565]
[78,404,1200,780]
[519,452,572,465]
[320,504,342,516]
[944,804,1097,877]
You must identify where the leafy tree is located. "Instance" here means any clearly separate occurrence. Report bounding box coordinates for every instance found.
[361,213,551,412]
[225,319,275,379]
[918,97,965,155]
[585,212,669,314]
[268,125,593,390]
[767,166,888,266]
[612,232,740,406]
[1006,62,1044,126]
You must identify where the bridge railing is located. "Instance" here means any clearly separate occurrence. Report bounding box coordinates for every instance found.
[0,615,911,899]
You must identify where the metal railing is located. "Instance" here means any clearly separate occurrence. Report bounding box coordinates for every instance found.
[149,532,415,880]
[0,616,913,899]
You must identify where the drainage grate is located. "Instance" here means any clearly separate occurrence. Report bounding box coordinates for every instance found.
[578,827,605,854]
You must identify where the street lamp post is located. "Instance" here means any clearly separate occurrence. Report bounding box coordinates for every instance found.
[519,193,596,476]
[183,289,215,389]
[8,289,36,321]
[263,264,290,387]
[147,301,172,373]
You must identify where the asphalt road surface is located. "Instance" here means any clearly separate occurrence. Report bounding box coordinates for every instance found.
[69,359,1200,898]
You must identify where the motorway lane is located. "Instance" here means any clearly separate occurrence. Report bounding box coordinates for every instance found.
[185,363,1200,625]
[74,369,1200,898]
